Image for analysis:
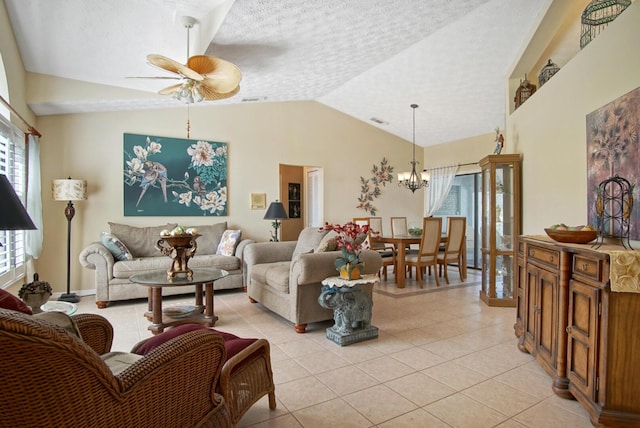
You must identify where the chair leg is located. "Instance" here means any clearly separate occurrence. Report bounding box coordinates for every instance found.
[443,263,450,284]
[433,263,440,287]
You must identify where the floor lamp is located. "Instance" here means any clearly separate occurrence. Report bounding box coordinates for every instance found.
[52,178,87,303]
[264,200,289,242]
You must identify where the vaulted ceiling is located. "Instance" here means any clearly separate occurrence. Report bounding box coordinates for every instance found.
[4,0,553,146]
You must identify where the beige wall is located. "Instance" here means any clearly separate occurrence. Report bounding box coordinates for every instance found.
[424,1,640,237]
[32,102,423,296]
[4,2,638,297]
[509,1,640,235]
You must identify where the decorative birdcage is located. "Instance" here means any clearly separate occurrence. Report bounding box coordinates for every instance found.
[538,59,560,87]
[594,175,634,249]
[580,0,631,49]
[514,74,536,109]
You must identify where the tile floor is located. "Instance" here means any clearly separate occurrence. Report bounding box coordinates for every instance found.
[74,268,593,427]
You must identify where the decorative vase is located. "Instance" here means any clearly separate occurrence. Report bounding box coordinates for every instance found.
[339,263,363,280]
[19,273,53,314]
[156,234,201,280]
[22,292,52,314]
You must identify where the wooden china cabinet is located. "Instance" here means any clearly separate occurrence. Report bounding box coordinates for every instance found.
[479,154,521,307]
[515,236,640,427]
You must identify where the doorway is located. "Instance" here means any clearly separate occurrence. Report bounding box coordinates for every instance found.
[279,164,324,241]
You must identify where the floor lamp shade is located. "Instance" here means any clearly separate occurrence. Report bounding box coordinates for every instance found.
[52,178,87,201]
[52,178,87,304]
[0,174,37,230]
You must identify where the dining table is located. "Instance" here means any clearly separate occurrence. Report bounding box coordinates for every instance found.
[372,234,466,288]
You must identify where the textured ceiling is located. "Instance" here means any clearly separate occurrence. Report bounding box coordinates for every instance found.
[4,0,552,147]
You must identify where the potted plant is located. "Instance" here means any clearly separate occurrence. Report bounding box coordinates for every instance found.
[18,273,53,314]
[321,221,370,280]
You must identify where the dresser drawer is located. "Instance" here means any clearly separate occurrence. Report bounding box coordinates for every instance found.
[572,254,604,283]
[527,244,560,269]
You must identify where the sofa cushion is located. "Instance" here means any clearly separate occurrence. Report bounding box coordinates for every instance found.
[292,227,328,259]
[316,230,338,252]
[108,222,177,258]
[113,254,241,279]
[250,262,291,293]
[0,289,32,314]
[100,232,133,261]
[216,229,241,256]
[189,222,227,255]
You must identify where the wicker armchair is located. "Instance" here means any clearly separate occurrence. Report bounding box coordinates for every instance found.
[0,309,232,428]
[131,326,277,426]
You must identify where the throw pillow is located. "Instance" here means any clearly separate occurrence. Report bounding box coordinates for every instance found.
[316,230,338,252]
[216,229,241,256]
[188,222,227,255]
[0,289,32,314]
[100,232,133,261]
[108,222,177,258]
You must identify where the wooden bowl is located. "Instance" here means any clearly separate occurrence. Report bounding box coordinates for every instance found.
[544,228,597,244]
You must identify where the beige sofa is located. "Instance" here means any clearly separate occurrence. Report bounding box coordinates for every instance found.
[244,227,382,333]
[80,221,253,308]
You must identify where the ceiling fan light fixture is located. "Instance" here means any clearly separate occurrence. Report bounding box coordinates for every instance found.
[145,17,242,104]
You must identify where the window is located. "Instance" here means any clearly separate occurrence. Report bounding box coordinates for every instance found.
[0,113,27,288]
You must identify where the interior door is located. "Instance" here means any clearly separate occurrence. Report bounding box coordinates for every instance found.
[306,167,323,227]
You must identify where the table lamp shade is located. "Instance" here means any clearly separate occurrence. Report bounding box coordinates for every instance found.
[52,178,87,201]
[0,174,37,230]
[264,201,288,220]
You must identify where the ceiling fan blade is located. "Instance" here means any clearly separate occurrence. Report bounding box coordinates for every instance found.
[126,76,181,80]
[147,54,203,81]
[158,83,182,95]
[198,84,240,101]
[188,55,242,94]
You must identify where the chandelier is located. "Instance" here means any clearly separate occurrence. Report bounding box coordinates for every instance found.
[398,104,429,193]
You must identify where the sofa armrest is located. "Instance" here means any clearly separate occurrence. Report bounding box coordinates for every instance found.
[290,249,383,285]
[79,242,115,275]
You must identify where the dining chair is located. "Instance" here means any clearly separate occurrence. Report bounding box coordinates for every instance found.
[354,217,396,280]
[405,217,442,287]
[437,216,466,284]
[390,217,408,236]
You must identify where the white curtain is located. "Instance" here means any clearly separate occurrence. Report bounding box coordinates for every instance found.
[26,134,43,258]
[425,164,459,216]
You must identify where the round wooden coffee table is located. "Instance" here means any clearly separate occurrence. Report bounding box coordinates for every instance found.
[130,268,228,334]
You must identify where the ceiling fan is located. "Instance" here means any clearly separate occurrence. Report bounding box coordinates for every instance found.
[143,16,242,103]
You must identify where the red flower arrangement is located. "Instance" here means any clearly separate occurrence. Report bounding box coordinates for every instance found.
[320,221,370,271]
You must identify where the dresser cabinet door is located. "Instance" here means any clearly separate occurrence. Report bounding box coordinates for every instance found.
[536,266,559,373]
[566,279,600,403]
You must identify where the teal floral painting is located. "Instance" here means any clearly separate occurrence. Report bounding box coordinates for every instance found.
[123,133,228,216]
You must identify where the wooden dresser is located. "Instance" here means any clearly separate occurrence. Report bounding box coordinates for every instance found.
[514,236,640,427]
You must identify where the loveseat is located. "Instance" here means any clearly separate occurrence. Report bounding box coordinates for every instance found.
[244,227,382,333]
[80,221,253,308]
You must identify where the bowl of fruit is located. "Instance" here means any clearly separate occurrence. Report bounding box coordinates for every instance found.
[544,224,597,244]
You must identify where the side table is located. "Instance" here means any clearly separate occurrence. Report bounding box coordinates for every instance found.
[318,274,379,346]
[130,268,228,335]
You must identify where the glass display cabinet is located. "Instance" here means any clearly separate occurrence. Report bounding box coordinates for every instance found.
[479,154,522,307]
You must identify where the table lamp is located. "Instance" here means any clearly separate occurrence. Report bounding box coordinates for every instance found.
[52,177,87,303]
[0,174,37,237]
[264,200,288,242]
